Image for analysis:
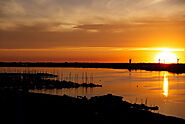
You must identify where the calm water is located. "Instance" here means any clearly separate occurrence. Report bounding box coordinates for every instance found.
[1,67,185,119]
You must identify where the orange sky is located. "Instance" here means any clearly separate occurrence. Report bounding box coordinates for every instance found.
[0,0,185,63]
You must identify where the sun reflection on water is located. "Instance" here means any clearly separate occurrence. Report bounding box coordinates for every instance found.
[163,73,169,97]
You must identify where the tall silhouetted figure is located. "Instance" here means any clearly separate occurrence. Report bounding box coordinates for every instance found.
[129,59,132,64]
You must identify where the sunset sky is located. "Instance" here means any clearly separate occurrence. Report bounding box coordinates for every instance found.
[0,0,185,63]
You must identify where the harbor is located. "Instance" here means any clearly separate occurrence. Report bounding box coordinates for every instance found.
[0,67,185,120]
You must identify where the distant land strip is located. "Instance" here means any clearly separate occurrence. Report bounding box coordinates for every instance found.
[0,62,185,74]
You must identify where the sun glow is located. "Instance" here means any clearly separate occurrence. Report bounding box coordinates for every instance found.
[155,51,178,63]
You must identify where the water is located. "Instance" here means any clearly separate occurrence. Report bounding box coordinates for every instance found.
[0,67,185,119]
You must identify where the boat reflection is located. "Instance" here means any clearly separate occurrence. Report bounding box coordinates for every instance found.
[163,73,169,97]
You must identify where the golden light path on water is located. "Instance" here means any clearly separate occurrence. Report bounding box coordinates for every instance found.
[163,73,169,97]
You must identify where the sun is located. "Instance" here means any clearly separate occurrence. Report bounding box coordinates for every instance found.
[155,51,178,63]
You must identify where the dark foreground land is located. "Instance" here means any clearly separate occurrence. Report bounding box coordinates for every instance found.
[0,62,185,73]
[0,89,184,124]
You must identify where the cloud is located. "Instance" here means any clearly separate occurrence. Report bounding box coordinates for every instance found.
[0,19,185,49]
[0,0,185,49]
[0,0,25,17]
[1,0,185,29]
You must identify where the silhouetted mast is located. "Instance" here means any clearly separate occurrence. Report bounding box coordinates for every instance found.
[145,97,148,105]
[91,73,94,83]
[69,72,71,81]
[76,74,78,83]
[82,72,84,84]
[85,72,88,84]
[61,72,63,81]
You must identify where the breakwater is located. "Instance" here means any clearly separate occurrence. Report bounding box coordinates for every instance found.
[0,62,185,73]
